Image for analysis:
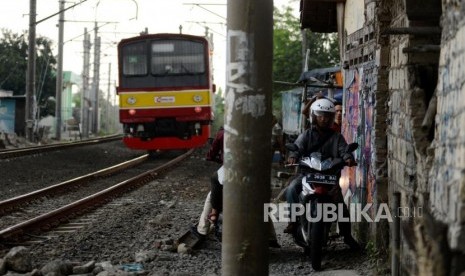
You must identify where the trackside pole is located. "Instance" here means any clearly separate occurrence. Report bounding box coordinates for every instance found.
[26,0,37,142]
[222,0,273,275]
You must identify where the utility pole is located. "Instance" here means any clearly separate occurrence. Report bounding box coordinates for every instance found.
[26,0,90,141]
[301,29,308,72]
[91,22,101,135]
[81,28,91,138]
[209,32,214,84]
[55,0,65,140]
[106,62,111,133]
[222,0,273,275]
[26,0,37,142]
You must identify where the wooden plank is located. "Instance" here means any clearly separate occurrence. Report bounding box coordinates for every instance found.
[402,45,441,53]
[382,27,441,35]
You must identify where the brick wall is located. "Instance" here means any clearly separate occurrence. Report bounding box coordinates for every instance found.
[341,0,390,251]
[429,1,465,253]
[383,0,465,273]
[341,0,465,273]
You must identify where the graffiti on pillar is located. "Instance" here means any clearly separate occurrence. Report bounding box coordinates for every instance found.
[225,30,266,137]
[341,67,376,206]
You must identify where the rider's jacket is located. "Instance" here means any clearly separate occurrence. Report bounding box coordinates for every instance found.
[289,126,354,167]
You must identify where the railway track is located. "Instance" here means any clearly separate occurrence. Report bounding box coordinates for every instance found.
[0,134,122,159]
[0,149,194,242]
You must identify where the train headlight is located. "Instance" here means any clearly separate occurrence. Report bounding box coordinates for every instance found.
[193,95,202,102]
[127,97,137,105]
[128,109,136,115]
[194,107,202,113]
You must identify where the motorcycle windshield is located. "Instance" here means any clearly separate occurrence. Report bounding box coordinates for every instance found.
[301,152,333,171]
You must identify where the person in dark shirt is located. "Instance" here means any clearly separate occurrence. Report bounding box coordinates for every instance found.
[331,101,343,133]
[206,127,224,164]
[205,123,281,248]
[284,98,360,250]
[190,127,224,241]
[272,115,285,163]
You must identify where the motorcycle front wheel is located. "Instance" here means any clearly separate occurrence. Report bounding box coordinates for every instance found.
[310,220,324,270]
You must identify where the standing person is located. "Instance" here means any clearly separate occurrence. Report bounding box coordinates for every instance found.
[301,91,325,130]
[284,98,360,250]
[190,127,224,242]
[208,117,281,248]
[271,115,285,163]
[331,101,343,133]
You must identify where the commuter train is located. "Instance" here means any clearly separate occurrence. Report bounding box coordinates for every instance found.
[117,33,214,151]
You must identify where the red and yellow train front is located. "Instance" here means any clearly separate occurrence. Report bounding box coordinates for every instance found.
[117,34,213,150]
[119,88,212,150]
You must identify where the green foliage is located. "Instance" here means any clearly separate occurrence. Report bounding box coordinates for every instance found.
[272,5,340,111]
[212,86,224,133]
[73,92,82,108]
[273,6,302,93]
[0,29,57,117]
[0,30,28,94]
[35,36,57,113]
[306,31,340,68]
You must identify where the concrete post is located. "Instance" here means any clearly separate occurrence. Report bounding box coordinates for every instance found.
[81,28,91,138]
[91,22,101,134]
[106,62,111,133]
[222,0,273,274]
[26,0,36,141]
[55,0,65,140]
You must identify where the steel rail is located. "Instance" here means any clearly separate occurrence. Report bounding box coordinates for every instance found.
[0,149,194,241]
[0,154,148,215]
[0,135,122,159]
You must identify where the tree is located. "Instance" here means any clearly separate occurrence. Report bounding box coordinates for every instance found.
[0,30,28,94]
[213,86,224,132]
[273,6,302,89]
[35,35,57,117]
[272,6,340,102]
[0,29,57,117]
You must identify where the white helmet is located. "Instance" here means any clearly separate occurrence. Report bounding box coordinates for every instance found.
[309,98,336,126]
[311,98,336,116]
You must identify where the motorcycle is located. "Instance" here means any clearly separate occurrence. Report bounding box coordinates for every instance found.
[286,142,358,270]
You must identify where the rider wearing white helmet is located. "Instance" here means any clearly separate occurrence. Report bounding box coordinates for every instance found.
[309,98,336,129]
[284,97,360,250]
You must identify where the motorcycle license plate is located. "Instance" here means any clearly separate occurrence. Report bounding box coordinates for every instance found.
[306,173,337,185]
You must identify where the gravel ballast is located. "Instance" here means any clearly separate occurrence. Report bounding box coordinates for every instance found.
[0,141,383,275]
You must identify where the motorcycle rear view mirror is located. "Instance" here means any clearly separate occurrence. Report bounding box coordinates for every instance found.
[285,143,298,152]
[346,143,359,152]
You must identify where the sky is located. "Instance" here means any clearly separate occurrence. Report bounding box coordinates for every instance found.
[0,0,298,99]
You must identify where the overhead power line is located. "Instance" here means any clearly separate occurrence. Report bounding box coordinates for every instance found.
[183,3,226,20]
[36,0,90,25]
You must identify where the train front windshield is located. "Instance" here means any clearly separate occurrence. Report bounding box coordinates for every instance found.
[122,42,147,76]
[121,39,208,89]
[151,40,205,75]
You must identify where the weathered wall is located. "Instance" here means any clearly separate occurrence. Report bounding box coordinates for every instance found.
[385,0,437,273]
[342,0,465,274]
[344,0,365,34]
[307,0,464,273]
[429,0,465,263]
[383,0,465,274]
[341,0,389,252]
